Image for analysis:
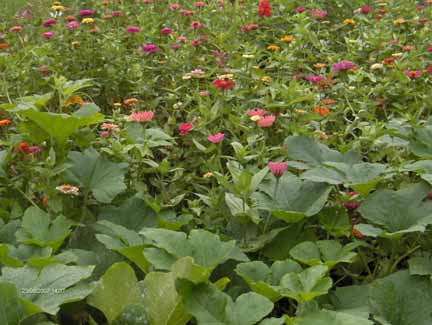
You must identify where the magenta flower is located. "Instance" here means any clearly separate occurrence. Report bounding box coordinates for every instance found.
[127,26,140,33]
[207,133,225,143]
[27,146,41,154]
[332,60,356,73]
[142,43,159,53]
[295,6,306,13]
[43,19,57,28]
[112,11,122,17]
[191,21,202,29]
[42,31,54,39]
[160,27,173,35]
[191,40,202,47]
[195,1,205,7]
[268,161,288,177]
[169,3,180,10]
[305,74,323,83]
[360,5,371,14]
[170,44,181,50]
[80,9,94,17]
[179,122,193,135]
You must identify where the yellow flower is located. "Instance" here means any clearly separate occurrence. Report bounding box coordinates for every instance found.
[218,73,234,80]
[203,172,214,178]
[64,95,84,107]
[242,54,255,58]
[392,52,403,57]
[182,73,192,80]
[72,41,80,48]
[267,45,280,51]
[262,76,272,84]
[113,102,122,108]
[371,63,384,70]
[295,109,307,115]
[343,19,356,26]
[377,2,388,6]
[82,18,95,24]
[393,18,406,25]
[280,35,295,42]
[51,5,65,11]
[314,63,326,68]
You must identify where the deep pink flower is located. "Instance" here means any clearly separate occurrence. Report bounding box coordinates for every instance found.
[360,5,371,14]
[128,111,154,122]
[195,2,205,7]
[42,31,54,39]
[207,132,224,143]
[170,44,181,50]
[404,70,422,79]
[100,131,110,137]
[344,201,361,211]
[295,6,306,13]
[27,146,41,154]
[80,9,93,17]
[332,60,356,73]
[305,74,323,83]
[268,161,288,176]
[311,9,328,20]
[43,19,57,28]
[426,66,432,74]
[257,115,276,128]
[112,11,122,17]
[160,27,173,35]
[181,10,195,16]
[142,43,159,53]
[179,122,193,135]
[191,40,202,46]
[126,26,140,33]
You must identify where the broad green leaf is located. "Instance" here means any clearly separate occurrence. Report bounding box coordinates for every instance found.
[318,208,351,237]
[15,207,72,252]
[0,244,24,267]
[296,309,373,325]
[329,285,371,318]
[176,280,273,325]
[65,148,128,203]
[408,255,432,277]
[358,183,432,234]
[16,103,103,145]
[171,257,211,283]
[113,304,150,325]
[141,228,247,271]
[410,126,432,158]
[255,173,331,223]
[143,272,191,325]
[280,265,332,303]
[88,262,140,323]
[369,270,432,325]
[290,240,358,267]
[0,282,25,325]
[0,264,95,315]
[402,160,432,185]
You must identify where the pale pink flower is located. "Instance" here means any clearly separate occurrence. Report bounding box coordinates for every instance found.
[268,161,288,176]
[169,3,180,10]
[257,115,276,128]
[247,108,267,117]
[56,184,80,196]
[128,111,154,122]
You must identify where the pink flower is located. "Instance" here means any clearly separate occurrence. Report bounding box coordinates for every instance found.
[217,1,225,8]
[42,32,54,39]
[404,70,422,79]
[191,69,204,76]
[257,115,276,128]
[112,11,122,17]
[66,21,80,30]
[191,40,202,46]
[170,44,181,50]
[268,161,288,176]
[426,66,432,74]
[43,19,57,28]
[142,43,159,53]
[332,60,356,73]
[80,9,94,17]
[199,90,209,96]
[9,26,23,32]
[169,3,180,10]
[360,5,371,14]
[247,108,267,117]
[27,146,41,154]
[181,10,195,16]
[207,132,224,143]
[191,21,202,29]
[305,74,323,83]
[161,27,173,35]
[128,111,154,122]
[311,9,328,20]
[100,131,110,137]
[177,36,188,43]
[344,201,361,211]
[295,6,306,13]
[179,122,193,135]
[127,26,140,33]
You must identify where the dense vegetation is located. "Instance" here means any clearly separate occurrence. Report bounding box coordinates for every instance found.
[1,0,432,324]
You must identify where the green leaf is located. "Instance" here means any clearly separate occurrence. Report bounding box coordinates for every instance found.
[0,282,25,325]
[88,262,140,323]
[65,148,128,203]
[358,183,432,234]
[113,304,149,325]
[0,264,95,315]
[0,244,24,267]
[16,103,103,145]
[141,228,247,271]
[296,309,373,325]
[143,272,191,325]
[176,280,273,325]
[369,270,432,325]
[329,284,371,318]
[255,174,331,223]
[280,265,332,303]
[408,254,432,277]
[290,240,358,267]
[15,207,72,252]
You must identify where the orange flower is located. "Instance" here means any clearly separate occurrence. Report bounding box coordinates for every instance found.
[64,95,84,107]
[382,57,396,65]
[403,45,414,52]
[393,18,406,25]
[314,106,330,116]
[0,119,11,126]
[321,99,336,105]
[280,35,295,42]
[267,45,280,51]
[123,98,138,107]
[0,43,9,50]
[314,63,326,68]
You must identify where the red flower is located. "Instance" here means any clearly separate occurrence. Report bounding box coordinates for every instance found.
[212,79,235,91]
[179,122,193,135]
[352,227,364,239]
[258,0,271,17]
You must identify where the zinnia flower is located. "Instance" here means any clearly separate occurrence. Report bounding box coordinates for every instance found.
[179,122,193,135]
[160,27,173,35]
[9,26,23,32]
[311,9,328,20]
[191,21,202,29]
[43,19,57,27]
[66,21,80,30]
[142,43,159,53]
[42,32,54,39]
[258,0,272,17]
[404,70,422,79]
[56,184,80,196]
[79,9,93,16]
[295,7,306,13]
[212,79,235,91]
[207,132,225,143]
[268,161,288,176]
[360,5,371,14]
[128,111,154,122]
[0,119,12,126]
[257,115,276,127]
[332,60,356,73]
[127,26,140,33]
[305,74,323,83]
[314,106,330,116]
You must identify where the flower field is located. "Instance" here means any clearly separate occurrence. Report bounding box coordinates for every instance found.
[2,0,432,324]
